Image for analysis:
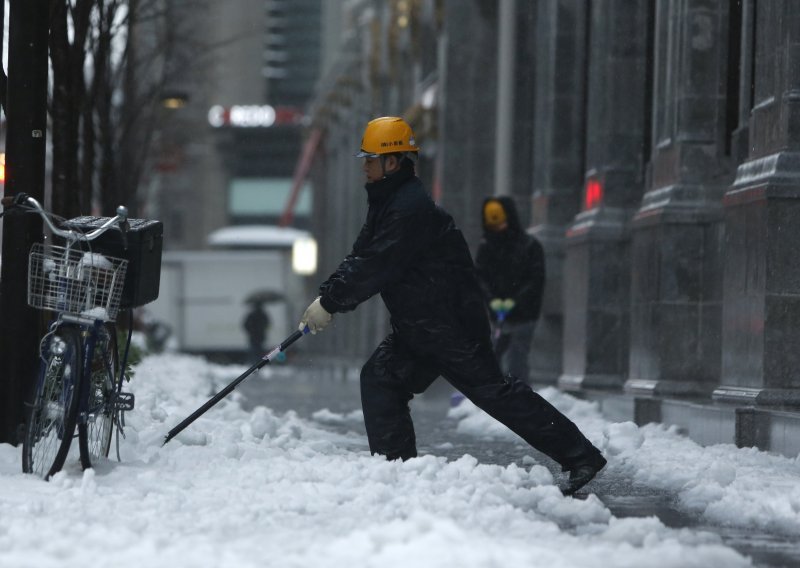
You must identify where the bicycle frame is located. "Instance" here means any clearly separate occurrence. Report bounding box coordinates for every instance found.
[59,316,107,424]
[4,193,135,478]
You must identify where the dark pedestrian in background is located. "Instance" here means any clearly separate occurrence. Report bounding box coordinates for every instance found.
[243,301,271,361]
[298,116,605,495]
[475,197,545,383]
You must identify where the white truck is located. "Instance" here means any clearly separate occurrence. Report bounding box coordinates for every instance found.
[144,226,313,358]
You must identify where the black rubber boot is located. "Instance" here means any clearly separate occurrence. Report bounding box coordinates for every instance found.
[561,453,607,496]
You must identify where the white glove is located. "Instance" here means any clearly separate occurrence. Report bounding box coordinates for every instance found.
[299,297,332,334]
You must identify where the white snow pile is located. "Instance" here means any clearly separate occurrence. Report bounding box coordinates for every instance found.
[78,251,114,269]
[80,306,110,320]
[0,353,761,567]
[312,407,364,424]
[451,387,800,536]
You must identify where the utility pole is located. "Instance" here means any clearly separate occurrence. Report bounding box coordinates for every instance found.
[0,0,49,444]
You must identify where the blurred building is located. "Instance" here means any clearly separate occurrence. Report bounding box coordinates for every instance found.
[144,0,322,249]
[306,0,800,457]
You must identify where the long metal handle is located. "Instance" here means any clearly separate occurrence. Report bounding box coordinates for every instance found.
[162,328,308,446]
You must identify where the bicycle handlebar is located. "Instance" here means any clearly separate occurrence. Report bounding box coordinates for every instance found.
[1,193,129,244]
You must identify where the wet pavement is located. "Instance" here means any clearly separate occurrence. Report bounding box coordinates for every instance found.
[236,363,800,568]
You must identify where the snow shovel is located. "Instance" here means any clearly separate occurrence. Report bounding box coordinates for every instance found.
[162,327,308,446]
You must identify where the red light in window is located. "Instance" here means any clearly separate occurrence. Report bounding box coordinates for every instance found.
[584,178,603,210]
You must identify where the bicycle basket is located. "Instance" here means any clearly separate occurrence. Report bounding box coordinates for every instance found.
[27,243,129,322]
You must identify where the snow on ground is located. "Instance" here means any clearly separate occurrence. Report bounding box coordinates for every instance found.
[0,352,789,567]
[451,389,800,536]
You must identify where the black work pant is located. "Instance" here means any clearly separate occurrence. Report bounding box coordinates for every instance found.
[360,331,601,469]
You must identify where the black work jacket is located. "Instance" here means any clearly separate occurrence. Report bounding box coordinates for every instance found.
[475,196,545,324]
[319,163,488,345]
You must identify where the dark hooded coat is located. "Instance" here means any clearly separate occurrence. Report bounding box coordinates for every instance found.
[314,163,600,470]
[474,196,545,324]
[318,160,489,344]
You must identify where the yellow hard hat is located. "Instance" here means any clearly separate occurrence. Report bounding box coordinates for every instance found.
[484,200,507,230]
[356,117,420,157]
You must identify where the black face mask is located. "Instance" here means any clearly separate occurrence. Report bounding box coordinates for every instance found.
[486,228,512,242]
[365,160,415,204]
[365,159,414,189]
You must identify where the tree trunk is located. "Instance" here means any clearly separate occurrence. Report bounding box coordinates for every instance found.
[49,0,79,217]
[48,0,92,218]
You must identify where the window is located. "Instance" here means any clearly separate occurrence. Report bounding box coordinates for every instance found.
[725,0,744,155]
[228,178,312,222]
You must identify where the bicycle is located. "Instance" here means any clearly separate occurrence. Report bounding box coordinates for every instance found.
[1,193,135,480]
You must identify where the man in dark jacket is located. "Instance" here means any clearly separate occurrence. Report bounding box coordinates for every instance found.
[299,117,605,495]
[475,196,544,383]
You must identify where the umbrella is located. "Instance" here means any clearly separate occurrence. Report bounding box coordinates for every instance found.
[244,289,285,304]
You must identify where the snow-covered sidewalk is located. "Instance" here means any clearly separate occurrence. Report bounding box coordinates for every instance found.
[452,388,800,536]
[1,352,798,567]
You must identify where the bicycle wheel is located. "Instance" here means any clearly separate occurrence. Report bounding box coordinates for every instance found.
[78,323,119,469]
[22,327,82,480]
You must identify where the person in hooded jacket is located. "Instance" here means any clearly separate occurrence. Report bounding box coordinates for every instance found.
[298,117,606,495]
[243,301,271,362]
[475,197,544,383]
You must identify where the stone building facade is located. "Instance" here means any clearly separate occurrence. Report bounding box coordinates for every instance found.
[307,0,800,456]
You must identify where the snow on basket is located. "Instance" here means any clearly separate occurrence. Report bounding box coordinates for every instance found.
[27,243,129,322]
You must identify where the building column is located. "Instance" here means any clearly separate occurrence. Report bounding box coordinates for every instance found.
[558,0,651,392]
[626,0,735,397]
[527,0,589,385]
[493,0,515,199]
[715,2,800,407]
[437,0,498,248]
[508,2,536,227]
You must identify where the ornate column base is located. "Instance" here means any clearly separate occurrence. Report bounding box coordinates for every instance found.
[559,372,626,392]
[713,386,800,409]
[559,206,631,393]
